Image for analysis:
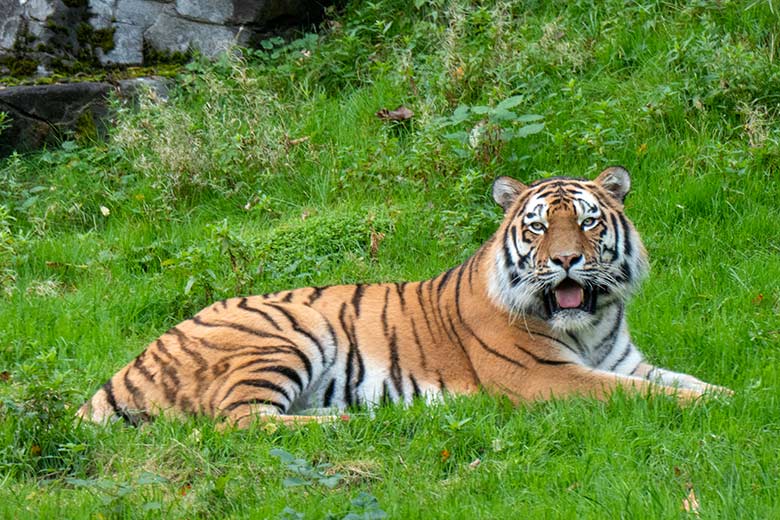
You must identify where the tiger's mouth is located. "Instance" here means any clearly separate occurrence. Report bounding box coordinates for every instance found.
[543,278,597,316]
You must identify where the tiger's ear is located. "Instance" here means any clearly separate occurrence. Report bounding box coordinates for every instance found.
[595,166,631,203]
[492,176,527,212]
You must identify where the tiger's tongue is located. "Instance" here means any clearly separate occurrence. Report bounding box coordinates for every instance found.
[555,285,583,309]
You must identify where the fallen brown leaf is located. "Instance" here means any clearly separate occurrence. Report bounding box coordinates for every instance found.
[682,482,701,516]
[288,136,310,146]
[370,231,385,260]
[376,106,414,122]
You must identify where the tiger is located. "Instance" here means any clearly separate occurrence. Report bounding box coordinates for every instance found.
[78,166,730,428]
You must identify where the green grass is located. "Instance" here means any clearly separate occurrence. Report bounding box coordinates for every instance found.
[1,0,779,517]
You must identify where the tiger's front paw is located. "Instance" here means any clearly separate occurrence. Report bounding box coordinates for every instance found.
[702,383,734,397]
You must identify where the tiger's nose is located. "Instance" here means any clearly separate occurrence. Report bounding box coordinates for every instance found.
[551,254,583,271]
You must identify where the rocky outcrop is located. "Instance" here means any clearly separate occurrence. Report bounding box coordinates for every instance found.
[0,0,332,73]
[0,77,168,156]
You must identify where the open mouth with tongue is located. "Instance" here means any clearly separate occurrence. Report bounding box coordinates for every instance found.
[543,278,597,316]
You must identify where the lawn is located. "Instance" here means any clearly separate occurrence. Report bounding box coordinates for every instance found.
[1,0,779,517]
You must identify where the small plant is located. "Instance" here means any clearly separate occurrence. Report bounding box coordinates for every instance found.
[270,448,344,489]
[279,492,387,520]
[0,112,9,138]
[0,205,17,296]
[437,96,544,164]
[66,472,169,515]
[341,492,388,519]
[0,348,94,479]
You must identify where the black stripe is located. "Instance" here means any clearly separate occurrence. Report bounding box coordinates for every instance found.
[415,281,437,341]
[238,298,283,331]
[381,286,391,338]
[466,253,476,289]
[156,353,181,404]
[526,329,579,356]
[154,338,181,365]
[265,303,325,359]
[122,370,145,409]
[609,342,633,371]
[168,327,210,394]
[132,352,156,383]
[409,318,428,371]
[610,213,621,259]
[323,379,336,407]
[352,284,366,317]
[396,282,407,309]
[222,398,286,413]
[437,373,447,392]
[381,381,392,404]
[102,380,137,425]
[410,375,421,398]
[250,365,304,391]
[388,330,404,398]
[437,267,456,295]
[339,304,356,406]
[514,344,572,366]
[281,292,293,303]
[222,378,292,403]
[593,306,625,366]
[618,213,633,257]
[306,286,330,305]
[192,315,298,344]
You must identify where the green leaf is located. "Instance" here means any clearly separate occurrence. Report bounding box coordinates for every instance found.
[491,108,517,121]
[496,95,524,110]
[515,122,546,137]
[471,106,490,115]
[137,472,168,485]
[451,105,470,122]
[269,448,296,464]
[443,131,469,143]
[318,474,343,488]
[283,476,310,487]
[184,276,196,295]
[515,114,544,122]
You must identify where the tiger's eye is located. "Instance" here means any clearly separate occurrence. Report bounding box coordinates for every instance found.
[529,222,546,233]
[581,217,596,229]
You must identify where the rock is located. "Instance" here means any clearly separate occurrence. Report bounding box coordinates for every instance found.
[0,77,169,157]
[144,10,240,57]
[96,23,144,65]
[176,0,234,25]
[0,82,112,156]
[0,1,24,51]
[2,0,335,73]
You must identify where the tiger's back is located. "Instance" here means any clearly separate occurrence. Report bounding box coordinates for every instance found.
[78,280,481,427]
[79,167,729,428]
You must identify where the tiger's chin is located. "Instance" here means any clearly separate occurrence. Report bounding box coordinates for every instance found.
[546,308,600,332]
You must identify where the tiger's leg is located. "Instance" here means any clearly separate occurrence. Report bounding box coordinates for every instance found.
[491,363,706,404]
[220,403,344,430]
[631,362,733,395]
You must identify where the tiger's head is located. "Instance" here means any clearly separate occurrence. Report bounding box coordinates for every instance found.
[487,166,649,332]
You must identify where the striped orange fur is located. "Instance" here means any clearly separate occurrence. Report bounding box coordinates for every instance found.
[78,167,730,428]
